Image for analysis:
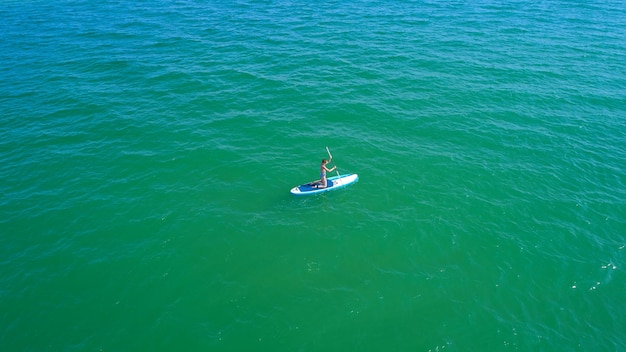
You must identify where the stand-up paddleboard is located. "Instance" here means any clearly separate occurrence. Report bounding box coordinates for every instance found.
[290,173,359,196]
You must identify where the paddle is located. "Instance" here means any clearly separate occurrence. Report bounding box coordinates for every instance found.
[326,146,341,180]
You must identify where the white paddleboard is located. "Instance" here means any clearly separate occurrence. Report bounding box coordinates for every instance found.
[290,173,359,196]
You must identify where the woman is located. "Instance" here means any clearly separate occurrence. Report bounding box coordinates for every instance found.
[314,158,336,188]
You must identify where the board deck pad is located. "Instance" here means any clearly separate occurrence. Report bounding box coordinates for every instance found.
[298,179,334,192]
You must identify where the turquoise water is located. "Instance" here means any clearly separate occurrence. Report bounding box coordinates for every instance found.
[1,0,625,350]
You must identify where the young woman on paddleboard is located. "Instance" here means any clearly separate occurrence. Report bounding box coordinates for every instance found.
[313,158,336,188]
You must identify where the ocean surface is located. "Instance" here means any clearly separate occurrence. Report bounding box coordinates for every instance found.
[1,0,625,351]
